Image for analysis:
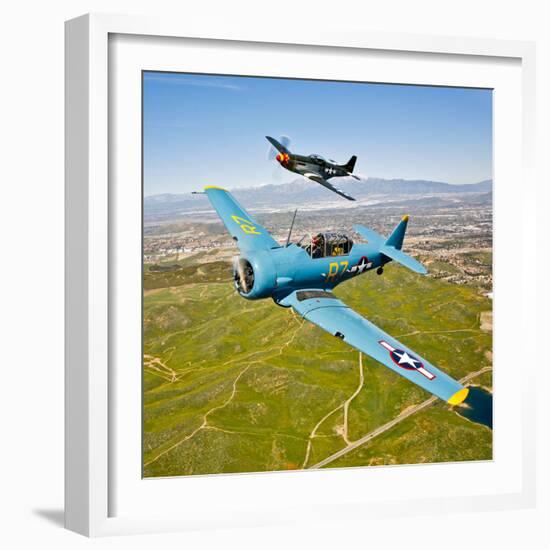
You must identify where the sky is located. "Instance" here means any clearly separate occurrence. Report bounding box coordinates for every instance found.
[143,72,492,196]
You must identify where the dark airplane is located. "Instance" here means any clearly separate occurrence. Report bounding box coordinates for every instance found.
[266,135,360,201]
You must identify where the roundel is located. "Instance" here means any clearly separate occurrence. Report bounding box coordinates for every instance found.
[389,348,423,370]
[378,340,436,381]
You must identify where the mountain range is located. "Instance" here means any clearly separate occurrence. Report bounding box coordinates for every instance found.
[144,177,492,222]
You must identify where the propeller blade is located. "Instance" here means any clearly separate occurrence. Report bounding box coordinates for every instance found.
[233,256,248,293]
[279,135,291,150]
[267,135,292,160]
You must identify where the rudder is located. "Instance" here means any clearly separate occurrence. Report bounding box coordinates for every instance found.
[343,155,357,173]
[385,215,409,250]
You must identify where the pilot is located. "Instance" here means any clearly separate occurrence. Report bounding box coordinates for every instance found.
[311,235,323,258]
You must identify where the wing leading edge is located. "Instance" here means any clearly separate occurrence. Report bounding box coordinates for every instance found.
[279,289,468,404]
[303,174,356,201]
[203,186,279,253]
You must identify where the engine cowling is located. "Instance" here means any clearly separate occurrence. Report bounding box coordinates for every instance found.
[233,252,277,299]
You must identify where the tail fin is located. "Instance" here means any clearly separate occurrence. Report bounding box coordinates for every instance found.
[385,215,409,250]
[382,215,427,275]
[355,217,427,275]
[343,155,357,173]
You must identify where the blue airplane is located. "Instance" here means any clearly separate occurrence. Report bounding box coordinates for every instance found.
[203,186,469,405]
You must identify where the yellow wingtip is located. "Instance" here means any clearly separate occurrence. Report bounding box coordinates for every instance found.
[448,387,469,406]
[203,185,227,191]
[402,214,409,222]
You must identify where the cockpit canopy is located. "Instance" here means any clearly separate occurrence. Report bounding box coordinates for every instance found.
[301,232,354,258]
[309,154,325,162]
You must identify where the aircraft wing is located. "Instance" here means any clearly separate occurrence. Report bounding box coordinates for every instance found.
[279,289,468,404]
[303,173,356,201]
[203,186,280,253]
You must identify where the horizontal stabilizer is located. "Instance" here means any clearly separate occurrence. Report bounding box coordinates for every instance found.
[380,245,427,275]
[353,224,384,246]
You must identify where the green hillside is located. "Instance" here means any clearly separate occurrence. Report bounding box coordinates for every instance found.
[143,258,492,477]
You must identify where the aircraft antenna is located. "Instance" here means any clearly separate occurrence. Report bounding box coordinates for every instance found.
[285,209,298,248]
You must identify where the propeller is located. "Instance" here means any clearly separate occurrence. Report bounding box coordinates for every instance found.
[267,134,291,160]
[233,256,246,293]
[233,256,254,294]
[267,135,292,181]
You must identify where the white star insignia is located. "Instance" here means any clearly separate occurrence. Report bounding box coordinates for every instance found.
[396,351,419,368]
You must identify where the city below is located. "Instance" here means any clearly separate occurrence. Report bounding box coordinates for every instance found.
[144,180,492,292]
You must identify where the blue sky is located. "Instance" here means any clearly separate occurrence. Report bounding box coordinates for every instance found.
[143,72,492,196]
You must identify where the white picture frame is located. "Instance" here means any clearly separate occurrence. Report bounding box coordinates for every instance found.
[65,13,537,537]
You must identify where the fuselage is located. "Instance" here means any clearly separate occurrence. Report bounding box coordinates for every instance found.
[279,153,350,180]
[235,241,386,304]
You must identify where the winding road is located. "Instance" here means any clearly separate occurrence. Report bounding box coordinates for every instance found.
[308,366,492,469]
